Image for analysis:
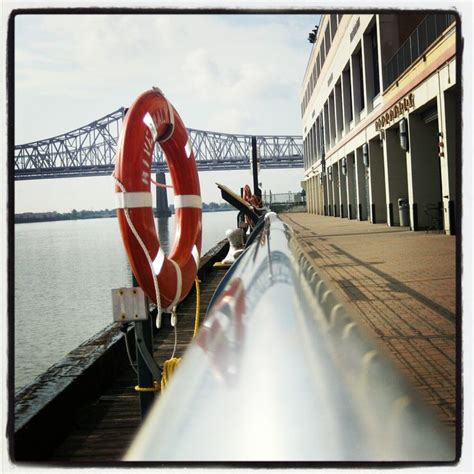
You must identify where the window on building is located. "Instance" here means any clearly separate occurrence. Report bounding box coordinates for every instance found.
[356,49,365,111]
[345,65,353,122]
[325,25,331,56]
[305,135,310,168]
[323,101,330,147]
[315,116,320,160]
[330,15,338,41]
[370,27,380,96]
[311,124,317,165]
[335,81,343,136]
[329,92,336,145]
[320,112,325,158]
[321,36,326,65]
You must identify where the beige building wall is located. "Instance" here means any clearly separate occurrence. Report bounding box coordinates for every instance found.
[301,13,457,234]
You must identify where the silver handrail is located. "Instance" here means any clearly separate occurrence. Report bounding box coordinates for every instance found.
[126,213,454,462]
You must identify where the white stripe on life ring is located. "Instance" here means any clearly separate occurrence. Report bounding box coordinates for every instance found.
[192,244,200,268]
[115,192,152,209]
[185,141,193,158]
[174,195,202,209]
[152,247,166,275]
[143,112,158,141]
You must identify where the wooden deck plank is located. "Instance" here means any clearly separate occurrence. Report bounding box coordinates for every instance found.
[50,266,228,462]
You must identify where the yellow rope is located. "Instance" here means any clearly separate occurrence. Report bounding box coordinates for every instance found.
[134,381,160,393]
[160,277,202,391]
[193,277,201,338]
[160,357,181,391]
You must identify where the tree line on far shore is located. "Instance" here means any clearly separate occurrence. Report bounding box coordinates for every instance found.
[15,202,234,224]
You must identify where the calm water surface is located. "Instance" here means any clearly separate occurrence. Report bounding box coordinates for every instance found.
[14,211,237,391]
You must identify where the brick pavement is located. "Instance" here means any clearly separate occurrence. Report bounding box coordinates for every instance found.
[281,212,457,430]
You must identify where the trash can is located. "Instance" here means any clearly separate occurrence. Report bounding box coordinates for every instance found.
[398,198,409,226]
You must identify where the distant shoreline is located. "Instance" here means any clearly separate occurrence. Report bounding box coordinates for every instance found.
[15,206,235,224]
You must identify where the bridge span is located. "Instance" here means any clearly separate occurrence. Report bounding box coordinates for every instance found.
[14,108,303,180]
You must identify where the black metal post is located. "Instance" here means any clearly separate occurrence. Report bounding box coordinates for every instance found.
[412,203,418,231]
[132,274,155,419]
[388,202,394,226]
[155,171,172,217]
[251,136,262,199]
[448,200,455,235]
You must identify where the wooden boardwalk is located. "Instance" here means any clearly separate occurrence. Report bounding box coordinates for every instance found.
[50,266,228,463]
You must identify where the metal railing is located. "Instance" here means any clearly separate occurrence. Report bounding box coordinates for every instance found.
[263,191,306,213]
[126,214,454,461]
[264,191,305,205]
[383,13,456,90]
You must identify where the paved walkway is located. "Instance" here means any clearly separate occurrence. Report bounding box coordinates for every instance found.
[281,212,456,430]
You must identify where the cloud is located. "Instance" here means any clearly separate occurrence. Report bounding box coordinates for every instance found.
[14,13,316,142]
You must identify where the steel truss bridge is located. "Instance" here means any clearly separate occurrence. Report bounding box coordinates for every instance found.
[14,108,303,180]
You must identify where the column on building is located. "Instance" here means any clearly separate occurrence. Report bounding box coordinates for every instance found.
[312,177,317,214]
[314,175,320,215]
[383,125,409,226]
[368,138,387,223]
[338,158,348,218]
[406,109,442,230]
[326,171,334,216]
[320,174,326,215]
[307,177,313,213]
[331,163,340,217]
[308,176,313,214]
[313,176,319,214]
[437,83,457,234]
[345,152,357,219]
[355,146,369,220]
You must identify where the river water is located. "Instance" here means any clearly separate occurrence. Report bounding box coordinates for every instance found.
[14,211,237,391]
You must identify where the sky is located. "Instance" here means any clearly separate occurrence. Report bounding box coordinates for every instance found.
[13,12,320,212]
[5,3,474,472]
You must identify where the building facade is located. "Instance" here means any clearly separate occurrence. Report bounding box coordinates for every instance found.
[301,13,457,234]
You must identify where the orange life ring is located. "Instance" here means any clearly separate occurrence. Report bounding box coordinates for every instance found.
[243,184,253,204]
[114,88,202,311]
[242,184,262,226]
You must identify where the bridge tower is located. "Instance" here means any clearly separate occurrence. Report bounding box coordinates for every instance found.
[155,172,172,218]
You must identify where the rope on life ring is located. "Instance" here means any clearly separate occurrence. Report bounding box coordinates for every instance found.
[114,87,202,327]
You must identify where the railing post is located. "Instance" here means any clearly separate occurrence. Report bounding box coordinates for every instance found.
[132,274,156,419]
